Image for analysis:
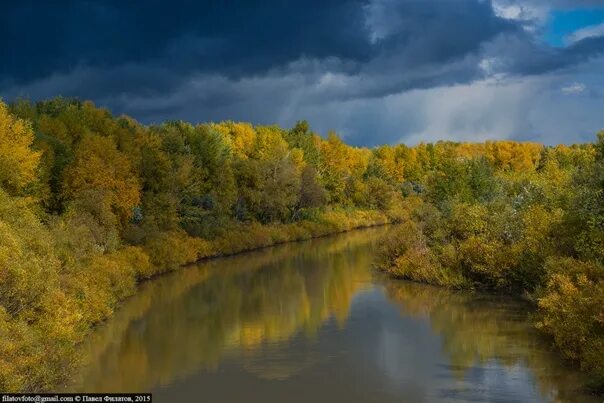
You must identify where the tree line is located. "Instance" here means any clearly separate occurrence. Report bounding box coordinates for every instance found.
[0,97,404,391]
[376,132,604,390]
[0,96,602,391]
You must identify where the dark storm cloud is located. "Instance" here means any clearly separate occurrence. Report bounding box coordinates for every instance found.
[2,0,518,94]
[520,35,604,74]
[3,0,601,102]
[367,0,515,66]
[0,0,373,84]
[482,30,604,77]
[1,0,599,99]
[1,0,603,145]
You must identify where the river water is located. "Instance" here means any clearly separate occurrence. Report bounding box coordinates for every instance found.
[73,227,597,402]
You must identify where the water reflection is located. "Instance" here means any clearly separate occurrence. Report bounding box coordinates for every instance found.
[73,227,597,402]
[74,228,375,392]
[383,281,595,402]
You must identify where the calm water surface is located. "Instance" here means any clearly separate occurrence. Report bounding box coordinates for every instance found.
[73,227,598,402]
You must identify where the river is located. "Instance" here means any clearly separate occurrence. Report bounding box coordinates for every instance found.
[72,226,597,402]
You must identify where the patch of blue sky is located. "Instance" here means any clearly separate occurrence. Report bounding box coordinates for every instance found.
[543,8,604,47]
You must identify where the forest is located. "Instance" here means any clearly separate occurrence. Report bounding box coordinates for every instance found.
[0,97,403,391]
[376,133,604,389]
[0,97,602,392]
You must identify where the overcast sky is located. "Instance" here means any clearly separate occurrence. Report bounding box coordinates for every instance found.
[1,0,603,146]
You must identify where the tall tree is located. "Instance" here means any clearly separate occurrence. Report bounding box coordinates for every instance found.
[0,101,40,195]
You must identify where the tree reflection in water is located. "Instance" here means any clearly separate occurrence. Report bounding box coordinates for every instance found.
[73,227,597,402]
[384,281,595,402]
[73,227,377,392]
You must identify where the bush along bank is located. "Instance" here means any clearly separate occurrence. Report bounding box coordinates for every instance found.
[375,135,604,391]
[0,98,405,391]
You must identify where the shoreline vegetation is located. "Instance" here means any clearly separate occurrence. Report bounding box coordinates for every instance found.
[0,98,403,392]
[0,97,602,393]
[375,134,604,392]
[71,226,384,392]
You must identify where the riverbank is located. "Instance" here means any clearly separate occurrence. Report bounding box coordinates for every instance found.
[70,225,389,392]
[3,99,417,393]
[0,208,399,392]
[375,211,604,394]
[3,98,602,396]
[71,227,597,402]
[370,134,604,394]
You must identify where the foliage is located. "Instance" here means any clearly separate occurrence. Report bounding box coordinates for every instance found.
[376,134,604,388]
[536,258,604,387]
[1,96,602,391]
[0,102,40,195]
[0,99,406,391]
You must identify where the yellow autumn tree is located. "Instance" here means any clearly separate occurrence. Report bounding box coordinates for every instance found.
[62,134,140,227]
[211,121,256,158]
[319,132,356,203]
[0,101,40,194]
[371,145,405,184]
[485,141,543,171]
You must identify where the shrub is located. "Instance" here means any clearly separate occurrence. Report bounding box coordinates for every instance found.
[144,231,208,274]
[537,258,604,388]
